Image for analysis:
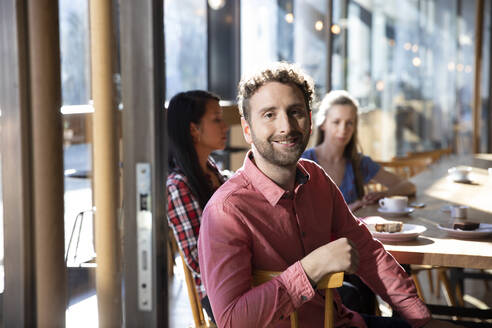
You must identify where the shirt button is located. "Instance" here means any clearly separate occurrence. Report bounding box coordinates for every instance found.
[280,315,284,320]
[301,232,306,237]
[301,295,307,301]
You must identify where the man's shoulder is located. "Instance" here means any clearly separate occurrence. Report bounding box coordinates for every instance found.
[207,169,250,205]
[298,158,326,175]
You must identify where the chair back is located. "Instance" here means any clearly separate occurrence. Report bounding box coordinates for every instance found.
[252,270,344,328]
[179,249,216,327]
[377,156,432,179]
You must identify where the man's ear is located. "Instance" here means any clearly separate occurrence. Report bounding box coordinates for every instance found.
[240,117,253,145]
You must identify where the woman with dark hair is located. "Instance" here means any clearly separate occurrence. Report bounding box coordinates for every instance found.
[302,90,416,315]
[167,90,229,321]
[302,90,415,212]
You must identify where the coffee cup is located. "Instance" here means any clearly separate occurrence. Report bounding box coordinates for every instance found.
[379,196,408,212]
[450,205,467,219]
[448,166,472,181]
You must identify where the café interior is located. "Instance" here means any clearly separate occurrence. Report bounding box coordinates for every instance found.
[1,0,492,327]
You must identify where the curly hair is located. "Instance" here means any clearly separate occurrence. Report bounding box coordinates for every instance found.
[237,62,316,122]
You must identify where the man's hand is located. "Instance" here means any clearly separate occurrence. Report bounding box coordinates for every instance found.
[300,237,359,283]
[423,319,464,328]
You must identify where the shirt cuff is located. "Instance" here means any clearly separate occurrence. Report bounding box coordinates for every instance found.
[279,261,316,308]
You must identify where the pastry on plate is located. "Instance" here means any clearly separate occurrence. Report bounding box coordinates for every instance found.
[375,221,403,233]
[452,221,480,231]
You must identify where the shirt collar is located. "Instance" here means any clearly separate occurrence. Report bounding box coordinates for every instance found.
[242,151,310,206]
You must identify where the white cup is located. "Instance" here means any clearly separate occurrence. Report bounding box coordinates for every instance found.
[379,196,408,212]
[448,166,472,181]
[450,205,468,219]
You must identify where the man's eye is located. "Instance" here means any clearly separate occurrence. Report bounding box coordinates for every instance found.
[264,112,274,119]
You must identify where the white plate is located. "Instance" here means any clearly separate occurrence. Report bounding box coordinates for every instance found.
[367,224,427,242]
[377,207,415,216]
[438,223,492,239]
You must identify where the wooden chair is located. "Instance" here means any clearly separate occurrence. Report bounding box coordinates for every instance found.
[167,230,179,278]
[378,156,433,179]
[252,270,344,328]
[406,147,453,164]
[178,248,215,328]
[366,156,433,193]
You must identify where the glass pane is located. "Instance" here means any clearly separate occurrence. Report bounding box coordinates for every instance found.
[241,0,329,97]
[59,0,97,325]
[0,154,4,296]
[480,0,491,153]
[165,0,207,100]
[332,0,480,159]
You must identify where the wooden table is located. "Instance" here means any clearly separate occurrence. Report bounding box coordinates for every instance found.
[355,155,492,270]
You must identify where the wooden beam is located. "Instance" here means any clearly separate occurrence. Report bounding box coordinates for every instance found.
[0,0,35,325]
[27,0,66,326]
[472,0,484,153]
[89,0,122,326]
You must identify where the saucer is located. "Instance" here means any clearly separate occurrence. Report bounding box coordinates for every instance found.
[438,223,492,239]
[450,177,473,184]
[377,207,415,216]
[367,224,427,242]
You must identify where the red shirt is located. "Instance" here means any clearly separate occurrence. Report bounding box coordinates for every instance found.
[198,153,431,327]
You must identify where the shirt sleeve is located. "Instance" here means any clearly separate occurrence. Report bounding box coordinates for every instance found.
[198,202,316,328]
[360,155,381,184]
[330,181,431,328]
[167,177,202,274]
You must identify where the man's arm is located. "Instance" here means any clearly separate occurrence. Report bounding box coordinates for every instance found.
[328,178,432,327]
[198,203,315,328]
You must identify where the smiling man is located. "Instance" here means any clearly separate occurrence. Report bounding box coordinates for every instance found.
[197,62,460,328]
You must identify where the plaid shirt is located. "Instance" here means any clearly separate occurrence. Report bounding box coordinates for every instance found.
[167,160,225,299]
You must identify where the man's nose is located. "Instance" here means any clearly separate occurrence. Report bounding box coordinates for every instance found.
[276,112,294,134]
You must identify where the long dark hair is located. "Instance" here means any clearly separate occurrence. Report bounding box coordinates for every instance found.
[167,90,220,209]
[314,90,365,200]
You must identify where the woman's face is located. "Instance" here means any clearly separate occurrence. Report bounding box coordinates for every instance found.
[321,104,356,147]
[191,100,229,153]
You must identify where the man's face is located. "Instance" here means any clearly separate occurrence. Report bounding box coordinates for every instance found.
[241,81,311,167]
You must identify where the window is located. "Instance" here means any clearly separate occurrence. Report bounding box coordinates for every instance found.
[332,0,486,159]
[165,0,207,100]
[241,0,329,98]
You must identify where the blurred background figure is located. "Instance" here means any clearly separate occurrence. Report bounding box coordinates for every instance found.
[166,90,229,322]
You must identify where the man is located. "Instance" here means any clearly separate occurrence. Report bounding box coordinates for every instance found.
[198,62,460,328]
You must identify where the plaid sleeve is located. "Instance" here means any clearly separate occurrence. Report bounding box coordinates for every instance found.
[167,175,202,274]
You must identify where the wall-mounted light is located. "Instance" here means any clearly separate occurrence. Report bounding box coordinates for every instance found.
[376,80,385,91]
[315,20,323,31]
[456,63,464,72]
[465,65,472,73]
[208,0,226,10]
[404,42,411,51]
[411,44,418,53]
[331,24,341,34]
[285,13,294,24]
[447,62,455,71]
[412,57,421,67]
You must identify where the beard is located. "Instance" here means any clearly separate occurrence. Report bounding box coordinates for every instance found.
[251,130,310,167]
